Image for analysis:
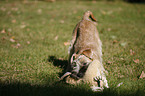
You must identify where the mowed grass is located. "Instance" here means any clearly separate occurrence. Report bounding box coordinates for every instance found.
[0,0,145,96]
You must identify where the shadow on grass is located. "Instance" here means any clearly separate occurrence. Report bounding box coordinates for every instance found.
[0,82,96,96]
[47,56,68,75]
[0,81,144,96]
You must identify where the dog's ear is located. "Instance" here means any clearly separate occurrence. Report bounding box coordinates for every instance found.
[82,49,92,59]
[90,13,98,22]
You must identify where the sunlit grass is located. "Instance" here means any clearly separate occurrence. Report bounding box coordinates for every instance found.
[0,0,145,96]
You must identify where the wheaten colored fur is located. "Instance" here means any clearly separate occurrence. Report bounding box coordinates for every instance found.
[65,60,109,88]
[60,11,109,91]
[83,60,109,88]
[67,11,102,72]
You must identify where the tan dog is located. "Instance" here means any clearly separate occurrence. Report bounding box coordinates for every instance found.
[60,11,109,91]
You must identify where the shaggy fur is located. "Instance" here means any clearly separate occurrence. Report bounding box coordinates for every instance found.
[68,11,102,65]
[60,11,109,91]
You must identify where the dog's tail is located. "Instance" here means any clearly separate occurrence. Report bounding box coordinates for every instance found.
[83,11,97,22]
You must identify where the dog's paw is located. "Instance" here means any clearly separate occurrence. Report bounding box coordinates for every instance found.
[94,76,109,88]
[101,76,109,88]
[94,76,102,81]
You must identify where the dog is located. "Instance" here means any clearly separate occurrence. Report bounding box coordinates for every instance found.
[60,11,109,91]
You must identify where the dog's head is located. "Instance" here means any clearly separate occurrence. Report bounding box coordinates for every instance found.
[70,54,92,79]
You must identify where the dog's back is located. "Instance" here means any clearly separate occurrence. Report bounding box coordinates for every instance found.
[69,11,102,64]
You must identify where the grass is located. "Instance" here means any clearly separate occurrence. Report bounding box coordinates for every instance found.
[0,0,145,96]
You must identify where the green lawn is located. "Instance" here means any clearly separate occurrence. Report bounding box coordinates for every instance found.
[0,0,145,96]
